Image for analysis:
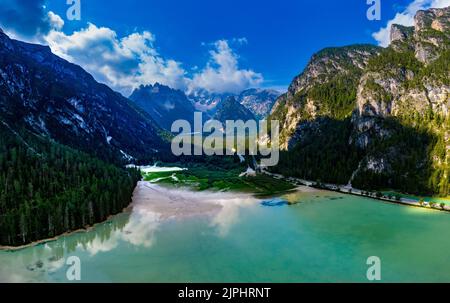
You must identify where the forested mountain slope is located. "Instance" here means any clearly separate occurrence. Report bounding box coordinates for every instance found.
[0,124,141,246]
[270,7,449,196]
[0,29,167,163]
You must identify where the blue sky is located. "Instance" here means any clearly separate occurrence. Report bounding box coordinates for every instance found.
[0,0,448,95]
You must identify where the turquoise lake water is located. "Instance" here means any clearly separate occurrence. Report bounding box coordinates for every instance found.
[1,188,450,282]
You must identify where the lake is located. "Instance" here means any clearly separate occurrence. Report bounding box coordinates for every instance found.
[1,184,450,283]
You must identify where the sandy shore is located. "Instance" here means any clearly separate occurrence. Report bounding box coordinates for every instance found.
[132,181,222,219]
[131,181,261,219]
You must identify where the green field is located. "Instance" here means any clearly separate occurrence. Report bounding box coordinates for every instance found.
[142,165,295,197]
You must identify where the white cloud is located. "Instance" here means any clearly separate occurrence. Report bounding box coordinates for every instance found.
[373,0,450,47]
[41,18,262,95]
[47,11,64,31]
[44,22,188,96]
[189,39,263,94]
[2,6,264,96]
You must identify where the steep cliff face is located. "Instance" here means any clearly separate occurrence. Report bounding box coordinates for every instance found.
[0,30,167,162]
[270,45,381,149]
[271,6,449,196]
[350,7,449,193]
[355,7,449,124]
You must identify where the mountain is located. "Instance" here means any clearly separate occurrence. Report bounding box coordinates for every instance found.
[129,83,196,131]
[0,30,171,246]
[350,6,450,194]
[0,123,142,246]
[188,88,280,119]
[237,88,280,119]
[270,44,381,149]
[0,29,167,163]
[188,89,233,116]
[270,6,449,196]
[213,96,256,123]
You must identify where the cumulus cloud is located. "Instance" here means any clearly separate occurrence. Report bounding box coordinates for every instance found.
[189,40,263,94]
[48,11,65,31]
[373,0,450,47]
[44,23,188,95]
[44,25,262,95]
[0,0,52,41]
[0,0,264,95]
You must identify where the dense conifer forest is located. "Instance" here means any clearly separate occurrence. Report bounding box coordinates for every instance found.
[0,125,141,246]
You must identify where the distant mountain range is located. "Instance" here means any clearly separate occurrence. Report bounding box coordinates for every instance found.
[129,84,281,131]
[188,88,280,119]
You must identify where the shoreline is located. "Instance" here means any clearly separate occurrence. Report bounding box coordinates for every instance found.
[263,171,450,214]
[0,206,133,252]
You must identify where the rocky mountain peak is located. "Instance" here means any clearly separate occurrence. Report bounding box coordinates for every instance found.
[287,45,381,98]
[390,24,414,44]
[415,6,450,33]
[355,7,449,126]
[389,7,450,65]
[269,44,381,149]
[213,96,256,123]
[237,88,280,119]
[129,83,195,131]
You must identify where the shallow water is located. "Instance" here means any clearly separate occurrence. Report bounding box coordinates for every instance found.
[2,188,450,282]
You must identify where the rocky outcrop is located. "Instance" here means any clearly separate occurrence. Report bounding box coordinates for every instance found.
[415,7,450,33]
[390,24,414,44]
[349,6,449,187]
[354,6,450,149]
[287,45,379,97]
